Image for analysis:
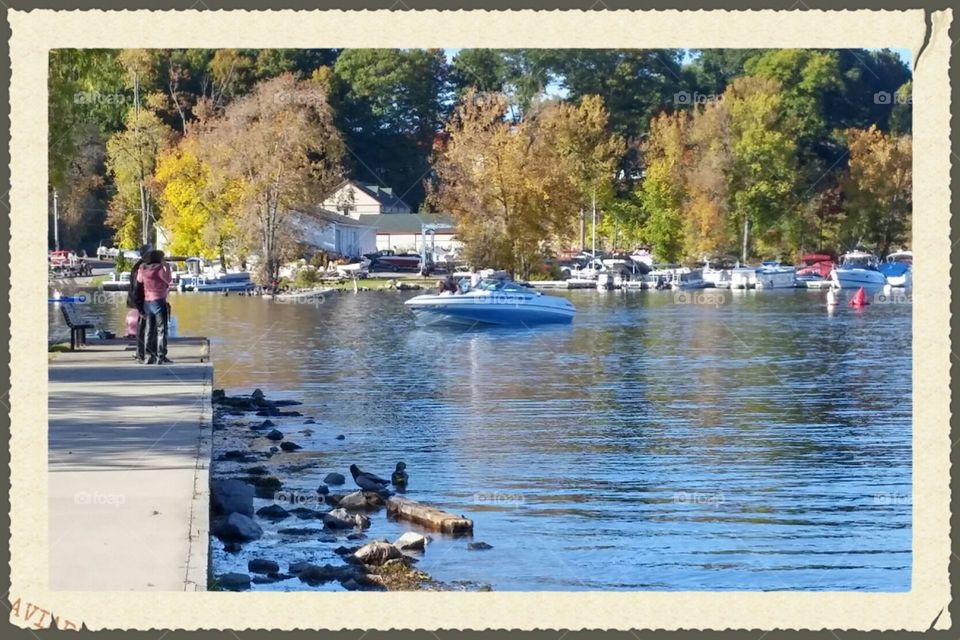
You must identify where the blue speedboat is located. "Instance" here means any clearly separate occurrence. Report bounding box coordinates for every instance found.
[879,250,912,287]
[830,251,886,289]
[404,279,576,326]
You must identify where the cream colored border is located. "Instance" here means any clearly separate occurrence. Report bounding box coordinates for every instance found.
[10,9,952,631]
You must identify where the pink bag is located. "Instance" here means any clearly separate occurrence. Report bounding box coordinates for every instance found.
[125,309,140,338]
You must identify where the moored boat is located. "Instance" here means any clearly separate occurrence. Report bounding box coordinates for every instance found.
[755,262,797,289]
[101,271,131,292]
[795,253,836,287]
[831,250,886,289]
[404,278,575,326]
[879,250,913,287]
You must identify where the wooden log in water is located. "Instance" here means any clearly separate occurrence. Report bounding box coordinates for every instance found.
[386,497,473,535]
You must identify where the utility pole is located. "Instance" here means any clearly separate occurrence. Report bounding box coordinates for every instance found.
[134,70,150,248]
[52,188,60,251]
[579,207,585,252]
[591,187,597,258]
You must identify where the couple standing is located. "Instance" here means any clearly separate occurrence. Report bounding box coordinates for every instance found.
[128,247,173,365]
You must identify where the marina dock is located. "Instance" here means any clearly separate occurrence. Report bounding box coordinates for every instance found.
[47,338,212,591]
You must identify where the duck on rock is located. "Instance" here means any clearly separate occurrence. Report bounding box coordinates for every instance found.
[349,464,389,492]
[391,462,409,488]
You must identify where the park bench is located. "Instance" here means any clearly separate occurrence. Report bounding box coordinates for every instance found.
[59,302,95,351]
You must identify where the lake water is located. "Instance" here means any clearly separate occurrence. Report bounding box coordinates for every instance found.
[50,286,912,591]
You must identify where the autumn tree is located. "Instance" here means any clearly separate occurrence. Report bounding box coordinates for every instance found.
[684,102,733,258]
[201,73,345,283]
[434,91,621,277]
[842,126,912,255]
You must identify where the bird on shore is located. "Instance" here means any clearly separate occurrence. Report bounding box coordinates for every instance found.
[391,462,409,488]
[350,464,389,492]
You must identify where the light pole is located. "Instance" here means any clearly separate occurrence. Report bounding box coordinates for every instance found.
[52,188,60,251]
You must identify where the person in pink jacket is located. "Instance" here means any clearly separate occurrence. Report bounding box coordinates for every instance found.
[137,249,173,364]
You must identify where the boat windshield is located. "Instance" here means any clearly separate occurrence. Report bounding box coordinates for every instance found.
[887,253,913,265]
[842,255,878,269]
[476,279,530,293]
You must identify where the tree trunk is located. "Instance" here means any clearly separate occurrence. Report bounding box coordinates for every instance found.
[741,217,750,263]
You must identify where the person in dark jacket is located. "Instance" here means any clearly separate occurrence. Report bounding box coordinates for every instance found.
[126,244,151,363]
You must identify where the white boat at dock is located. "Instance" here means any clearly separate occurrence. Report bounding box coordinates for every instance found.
[271,287,335,301]
[755,262,797,289]
[878,250,912,287]
[831,250,887,289]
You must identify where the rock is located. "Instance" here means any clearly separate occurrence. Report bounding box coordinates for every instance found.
[393,532,427,552]
[213,513,263,542]
[354,541,403,566]
[334,545,359,556]
[260,419,275,428]
[467,542,493,551]
[341,578,360,591]
[248,559,280,574]
[318,534,337,543]
[251,389,265,401]
[289,506,321,520]
[305,419,316,424]
[245,465,269,476]
[217,572,251,591]
[298,564,345,585]
[354,514,371,530]
[337,491,368,511]
[269,447,279,453]
[265,429,284,441]
[325,493,345,507]
[211,479,254,517]
[324,472,345,485]
[255,504,290,521]
[212,389,226,403]
[252,573,290,585]
[346,532,366,541]
[277,527,324,536]
[280,441,302,452]
[223,541,242,554]
[336,434,345,441]
[219,450,256,462]
[316,485,330,495]
[323,508,355,530]
[288,561,312,574]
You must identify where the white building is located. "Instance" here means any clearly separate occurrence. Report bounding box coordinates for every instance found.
[289,206,378,257]
[322,179,412,219]
[356,213,459,254]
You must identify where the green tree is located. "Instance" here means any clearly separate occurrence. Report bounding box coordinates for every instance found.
[332,48,451,208]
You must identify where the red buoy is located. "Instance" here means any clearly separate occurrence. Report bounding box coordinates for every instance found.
[849,286,869,307]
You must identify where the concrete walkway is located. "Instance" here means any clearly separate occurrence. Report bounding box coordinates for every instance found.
[48,338,212,591]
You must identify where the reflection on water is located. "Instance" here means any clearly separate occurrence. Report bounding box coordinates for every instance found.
[50,287,912,591]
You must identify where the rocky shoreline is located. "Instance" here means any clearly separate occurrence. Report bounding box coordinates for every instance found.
[209,389,489,592]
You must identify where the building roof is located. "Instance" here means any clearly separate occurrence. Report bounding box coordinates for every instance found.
[357,213,456,234]
[293,205,377,228]
[327,179,412,212]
